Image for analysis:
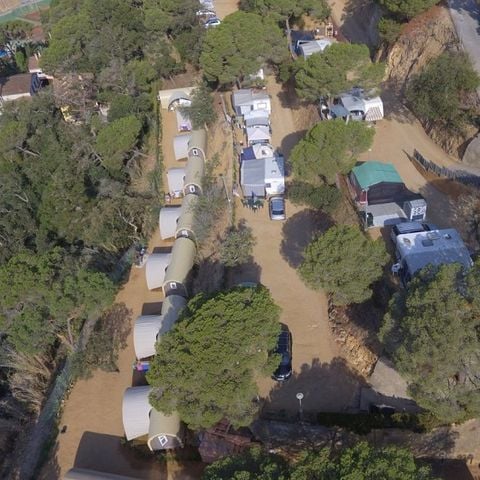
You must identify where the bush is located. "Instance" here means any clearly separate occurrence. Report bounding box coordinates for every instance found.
[378,17,403,46]
[287,181,341,213]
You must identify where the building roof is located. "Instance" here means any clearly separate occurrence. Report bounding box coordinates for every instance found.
[64,469,140,480]
[173,134,191,160]
[163,237,196,288]
[167,168,186,193]
[159,206,182,240]
[145,253,172,290]
[246,125,271,143]
[161,295,187,325]
[397,229,472,276]
[0,73,32,97]
[241,159,265,187]
[264,156,284,181]
[352,161,403,190]
[133,315,164,360]
[147,409,183,451]
[232,89,269,107]
[122,386,151,440]
[176,193,199,237]
[299,39,333,57]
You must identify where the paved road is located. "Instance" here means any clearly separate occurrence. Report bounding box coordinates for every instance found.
[448,0,480,97]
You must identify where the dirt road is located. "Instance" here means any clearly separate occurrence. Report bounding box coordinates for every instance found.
[215,0,238,19]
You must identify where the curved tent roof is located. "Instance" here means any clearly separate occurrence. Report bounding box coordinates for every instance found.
[157,87,194,110]
[64,469,139,480]
[148,409,183,451]
[184,155,204,192]
[133,315,163,360]
[161,294,187,326]
[176,193,199,238]
[163,237,196,290]
[167,168,186,194]
[173,134,191,161]
[145,253,172,290]
[159,206,182,240]
[122,386,151,440]
[188,129,207,160]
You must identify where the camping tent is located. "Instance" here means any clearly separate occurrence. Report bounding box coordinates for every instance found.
[159,206,182,240]
[163,237,196,297]
[145,253,172,290]
[246,126,270,145]
[176,193,199,240]
[173,134,191,161]
[188,129,208,160]
[161,295,187,325]
[122,386,151,440]
[167,168,186,196]
[157,87,194,110]
[148,409,183,451]
[133,315,163,360]
[184,155,204,195]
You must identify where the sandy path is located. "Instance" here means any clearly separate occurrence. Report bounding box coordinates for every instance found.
[46,110,203,480]
[214,0,239,20]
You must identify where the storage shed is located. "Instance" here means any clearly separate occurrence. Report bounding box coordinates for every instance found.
[157,87,194,110]
[167,168,186,196]
[184,155,204,195]
[188,129,208,161]
[163,237,196,297]
[159,206,182,240]
[349,162,405,205]
[148,408,184,451]
[145,253,172,290]
[176,193,199,240]
[122,386,152,441]
[173,134,191,161]
[133,315,163,360]
[64,469,139,480]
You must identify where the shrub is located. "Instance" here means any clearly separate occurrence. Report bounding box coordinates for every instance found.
[287,181,341,213]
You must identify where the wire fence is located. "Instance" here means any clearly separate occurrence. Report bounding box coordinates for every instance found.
[412,149,480,188]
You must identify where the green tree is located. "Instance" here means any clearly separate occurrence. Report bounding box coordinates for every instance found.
[200,11,287,85]
[147,287,281,429]
[300,225,389,305]
[179,83,217,129]
[96,115,142,175]
[220,223,256,267]
[378,17,403,46]
[290,120,375,184]
[377,0,440,19]
[295,43,385,101]
[203,446,290,480]
[380,263,480,423]
[406,52,480,133]
[287,181,341,213]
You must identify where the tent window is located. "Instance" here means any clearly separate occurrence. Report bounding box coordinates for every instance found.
[188,185,196,193]
[169,282,177,289]
[191,148,199,156]
[181,230,188,236]
[158,435,168,447]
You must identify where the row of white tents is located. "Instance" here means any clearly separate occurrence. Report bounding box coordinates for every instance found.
[121,114,208,451]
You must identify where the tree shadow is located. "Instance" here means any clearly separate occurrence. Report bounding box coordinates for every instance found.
[338,0,381,48]
[429,458,475,480]
[227,258,262,288]
[280,209,334,268]
[262,357,366,418]
[152,246,172,254]
[73,431,168,479]
[381,84,418,124]
[191,258,226,296]
[35,438,61,480]
[141,302,163,315]
[280,130,307,159]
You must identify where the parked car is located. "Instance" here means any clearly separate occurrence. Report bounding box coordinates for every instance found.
[272,325,292,382]
[204,17,221,28]
[390,221,435,244]
[269,196,286,220]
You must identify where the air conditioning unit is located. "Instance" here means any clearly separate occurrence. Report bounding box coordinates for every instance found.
[403,199,427,221]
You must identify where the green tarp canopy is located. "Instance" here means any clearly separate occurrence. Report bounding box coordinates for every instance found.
[352,161,402,189]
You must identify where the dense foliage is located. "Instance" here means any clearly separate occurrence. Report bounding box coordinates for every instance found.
[200,11,288,85]
[300,225,389,305]
[147,287,281,429]
[179,83,217,129]
[377,0,440,19]
[220,224,256,267]
[406,52,480,134]
[295,43,385,101]
[380,263,480,423]
[203,443,437,479]
[290,120,375,184]
[287,181,341,213]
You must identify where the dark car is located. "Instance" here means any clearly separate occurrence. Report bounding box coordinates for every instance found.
[272,325,292,381]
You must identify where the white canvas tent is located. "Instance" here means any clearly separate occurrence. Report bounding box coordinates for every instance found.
[167,168,186,195]
[157,87,194,110]
[145,253,172,290]
[133,315,163,360]
[122,386,152,440]
[159,206,182,240]
[246,126,271,145]
[173,134,191,160]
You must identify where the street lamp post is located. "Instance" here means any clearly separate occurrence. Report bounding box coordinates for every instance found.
[296,392,304,421]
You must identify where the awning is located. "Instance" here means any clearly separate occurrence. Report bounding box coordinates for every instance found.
[159,206,182,240]
[122,386,152,440]
[365,106,383,122]
[173,134,191,160]
[145,253,172,290]
[133,315,163,360]
[167,168,186,194]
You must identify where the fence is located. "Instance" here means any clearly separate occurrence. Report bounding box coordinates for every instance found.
[412,149,480,188]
